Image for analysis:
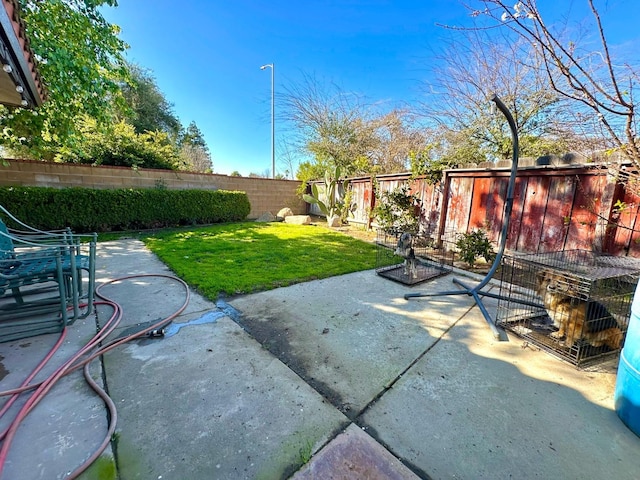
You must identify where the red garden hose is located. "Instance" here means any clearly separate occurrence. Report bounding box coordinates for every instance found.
[0,273,190,479]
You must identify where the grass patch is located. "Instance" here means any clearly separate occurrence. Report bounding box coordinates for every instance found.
[137,222,395,299]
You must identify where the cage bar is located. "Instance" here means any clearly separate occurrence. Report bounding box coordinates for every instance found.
[497,250,640,366]
[375,229,452,285]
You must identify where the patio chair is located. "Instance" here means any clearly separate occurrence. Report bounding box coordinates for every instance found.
[0,212,97,342]
[0,206,97,316]
[0,204,72,240]
[0,233,69,341]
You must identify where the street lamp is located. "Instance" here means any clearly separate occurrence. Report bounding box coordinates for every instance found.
[260,63,275,179]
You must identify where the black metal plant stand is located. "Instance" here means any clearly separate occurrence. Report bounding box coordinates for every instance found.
[404,94,519,340]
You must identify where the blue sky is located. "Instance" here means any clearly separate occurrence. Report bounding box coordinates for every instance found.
[102,1,639,177]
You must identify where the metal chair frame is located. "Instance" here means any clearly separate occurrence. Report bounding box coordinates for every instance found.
[0,208,97,342]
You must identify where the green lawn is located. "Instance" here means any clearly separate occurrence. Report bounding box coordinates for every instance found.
[131,222,394,299]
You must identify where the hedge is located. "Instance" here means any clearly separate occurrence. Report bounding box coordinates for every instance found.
[0,186,251,233]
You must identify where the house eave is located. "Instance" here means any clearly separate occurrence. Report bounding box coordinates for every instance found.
[0,0,45,108]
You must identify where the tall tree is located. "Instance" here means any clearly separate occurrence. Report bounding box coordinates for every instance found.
[0,0,128,160]
[281,73,376,179]
[120,62,182,138]
[178,121,212,173]
[180,121,207,148]
[420,30,574,163]
[68,116,181,169]
[281,74,431,180]
[369,109,431,172]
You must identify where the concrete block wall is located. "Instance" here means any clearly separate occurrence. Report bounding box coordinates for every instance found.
[0,159,307,219]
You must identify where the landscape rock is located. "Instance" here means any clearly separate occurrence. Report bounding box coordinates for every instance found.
[276,207,294,221]
[327,215,342,227]
[255,212,275,222]
[284,215,312,225]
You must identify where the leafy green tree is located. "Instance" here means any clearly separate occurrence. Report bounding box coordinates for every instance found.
[180,121,207,149]
[0,0,128,160]
[178,121,212,172]
[296,159,331,185]
[61,116,181,169]
[120,62,182,138]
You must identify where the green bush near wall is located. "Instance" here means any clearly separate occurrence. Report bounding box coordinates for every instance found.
[0,187,251,232]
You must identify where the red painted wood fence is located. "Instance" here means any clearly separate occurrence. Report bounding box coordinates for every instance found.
[344,164,640,257]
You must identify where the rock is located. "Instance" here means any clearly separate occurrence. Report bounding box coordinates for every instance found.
[276,207,294,221]
[255,212,275,222]
[327,215,342,227]
[284,215,312,225]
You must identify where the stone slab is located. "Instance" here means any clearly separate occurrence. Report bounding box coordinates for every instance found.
[284,215,312,225]
[103,316,349,479]
[293,424,420,480]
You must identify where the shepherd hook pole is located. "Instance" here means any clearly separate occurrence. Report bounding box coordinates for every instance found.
[404,94,519,340]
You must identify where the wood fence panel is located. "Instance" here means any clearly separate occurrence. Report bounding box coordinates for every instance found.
[564,174,602,250]
[412,179,441,238]
[611,190,640,256]
[486,177,507,244]
[506,177,528,251]
[445,176,474,238]
[538,175,575,252]
[349,179,372,226]
[517,176,550,252]
[595,176,618,252]
[346,166,640,257]
[467,176,507,245]
[469,177,491,229]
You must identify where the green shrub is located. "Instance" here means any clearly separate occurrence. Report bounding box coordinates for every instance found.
[59,118,181,170]
[455,229,496,266]
[373,184,421,234]
[0,186,250,232]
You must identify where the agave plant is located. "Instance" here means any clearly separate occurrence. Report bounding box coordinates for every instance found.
[302,165,348,224]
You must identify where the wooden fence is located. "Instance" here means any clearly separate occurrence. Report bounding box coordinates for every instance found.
[6,159,640,256]
[344,164,640,257]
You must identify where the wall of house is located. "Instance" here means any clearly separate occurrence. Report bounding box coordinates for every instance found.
[0,159,306,219]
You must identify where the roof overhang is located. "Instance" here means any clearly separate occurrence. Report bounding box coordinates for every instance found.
[0,0,44,108]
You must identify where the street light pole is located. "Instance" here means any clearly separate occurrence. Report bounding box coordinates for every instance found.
[260,63,275,179]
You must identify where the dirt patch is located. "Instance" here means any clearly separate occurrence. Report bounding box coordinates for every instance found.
[310,217,376,244]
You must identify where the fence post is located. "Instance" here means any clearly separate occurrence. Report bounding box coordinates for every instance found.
[436,170,451,248]
[367,175,375,230]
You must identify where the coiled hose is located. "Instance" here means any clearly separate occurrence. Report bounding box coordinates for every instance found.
[0,273,190,479]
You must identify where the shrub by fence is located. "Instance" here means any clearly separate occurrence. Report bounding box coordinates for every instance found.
[0,159,305,219]
[0,186,250,232]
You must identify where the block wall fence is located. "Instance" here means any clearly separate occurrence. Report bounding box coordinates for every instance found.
[0,159,307,219]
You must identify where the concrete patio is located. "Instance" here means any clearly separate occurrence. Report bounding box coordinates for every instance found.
[0,239,639,479]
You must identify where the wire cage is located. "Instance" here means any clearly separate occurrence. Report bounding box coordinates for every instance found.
[497,250,640,366]
[375,229,453,285]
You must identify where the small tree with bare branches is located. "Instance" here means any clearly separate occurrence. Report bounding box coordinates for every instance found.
[463,0,638,168]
